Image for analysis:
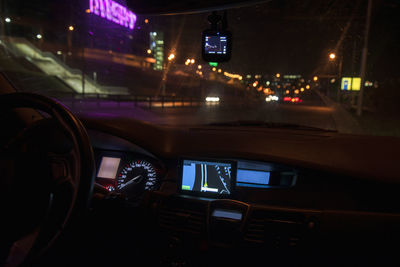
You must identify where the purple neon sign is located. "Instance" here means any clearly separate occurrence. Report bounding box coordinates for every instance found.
[89,0,137,30]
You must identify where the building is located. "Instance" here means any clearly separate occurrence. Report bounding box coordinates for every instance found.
[149,31,164,71]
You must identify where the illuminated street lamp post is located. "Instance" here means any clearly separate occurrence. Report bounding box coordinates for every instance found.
[168,53,175,61]
[160,52,176,96]
[328,51,343,101]
[329,52,343,102]
[67,26,73,54]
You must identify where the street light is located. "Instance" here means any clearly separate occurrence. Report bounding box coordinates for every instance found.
[36,34,42,39]
[329,52,336,60]
[147,49,152,54]
[68,25,74,31]
[313,76,318,82]
[5,17,11,23]
[197,65,202,69]
[190,59,195,64]
[276,73,281,78]
[168,53,175,61]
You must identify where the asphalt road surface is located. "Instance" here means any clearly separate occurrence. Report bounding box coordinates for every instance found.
[65,90,360,134]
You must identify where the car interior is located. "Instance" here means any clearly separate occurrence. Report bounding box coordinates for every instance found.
[1,0,400,266]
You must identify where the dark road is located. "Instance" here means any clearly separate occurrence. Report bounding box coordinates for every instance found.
[65,90,361,134]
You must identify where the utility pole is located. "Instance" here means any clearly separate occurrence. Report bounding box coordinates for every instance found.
[357,0,373,116]
[0,0,4,37]
[336,54,343,102]
[351,40,358,105]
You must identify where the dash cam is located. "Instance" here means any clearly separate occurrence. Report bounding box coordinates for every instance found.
[202,29,232,62]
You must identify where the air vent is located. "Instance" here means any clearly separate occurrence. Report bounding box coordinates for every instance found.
[244,210,306,246]
[158,204,206,235]
[245,218,265,243]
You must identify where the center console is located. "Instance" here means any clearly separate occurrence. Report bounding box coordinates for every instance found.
[142,158,320,265]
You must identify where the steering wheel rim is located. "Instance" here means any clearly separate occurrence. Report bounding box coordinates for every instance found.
[0,92,95,265]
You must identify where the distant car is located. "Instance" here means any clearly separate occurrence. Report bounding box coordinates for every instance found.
[205,96,220,103]
[265,95,279,102]
[283,96,302,103]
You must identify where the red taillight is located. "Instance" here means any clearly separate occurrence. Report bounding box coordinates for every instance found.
[283,97,291,102]
[293,97,299,102]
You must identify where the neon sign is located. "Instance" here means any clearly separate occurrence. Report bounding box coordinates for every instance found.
[89,0,137,30]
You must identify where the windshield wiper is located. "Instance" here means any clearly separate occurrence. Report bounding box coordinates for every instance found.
[207,120,337,132]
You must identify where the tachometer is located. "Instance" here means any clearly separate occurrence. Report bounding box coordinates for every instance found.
[117,160,158,193]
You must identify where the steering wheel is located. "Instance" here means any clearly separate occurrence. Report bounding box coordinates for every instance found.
[0,93,95,266]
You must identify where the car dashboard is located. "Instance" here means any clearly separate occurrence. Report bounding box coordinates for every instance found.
[94,149,297,202]
[84,120,400,266]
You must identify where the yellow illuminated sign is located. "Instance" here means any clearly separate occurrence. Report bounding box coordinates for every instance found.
[341,77,361,91]
[352,77,361,91]
[341,77,352,90]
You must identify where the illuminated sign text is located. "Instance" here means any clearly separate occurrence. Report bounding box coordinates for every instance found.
[89,0,137,30]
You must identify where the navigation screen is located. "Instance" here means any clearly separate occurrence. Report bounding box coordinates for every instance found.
[204,35,228,55]
[181,159,234,195]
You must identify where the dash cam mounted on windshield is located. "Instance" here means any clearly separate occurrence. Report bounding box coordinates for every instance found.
[202,11,232,62]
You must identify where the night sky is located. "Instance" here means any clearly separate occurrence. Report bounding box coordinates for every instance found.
[3,0,399,81]
[146,0,400,79]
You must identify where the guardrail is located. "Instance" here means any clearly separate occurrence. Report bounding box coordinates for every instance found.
[46,91,218,110]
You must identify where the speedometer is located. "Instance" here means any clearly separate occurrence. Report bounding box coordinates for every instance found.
[117,160,158,193]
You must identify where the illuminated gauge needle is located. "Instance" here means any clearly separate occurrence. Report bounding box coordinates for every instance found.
[119,175,142,189]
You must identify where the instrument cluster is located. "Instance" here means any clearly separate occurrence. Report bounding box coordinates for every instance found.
[95,151,165,201]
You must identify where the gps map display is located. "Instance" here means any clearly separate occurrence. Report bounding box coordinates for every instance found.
[181,160,233,195]
[204,35,228,55]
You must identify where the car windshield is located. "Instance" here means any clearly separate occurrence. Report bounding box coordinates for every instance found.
[0,0,399,136]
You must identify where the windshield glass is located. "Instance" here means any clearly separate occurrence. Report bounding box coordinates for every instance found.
[1,0,399,136]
